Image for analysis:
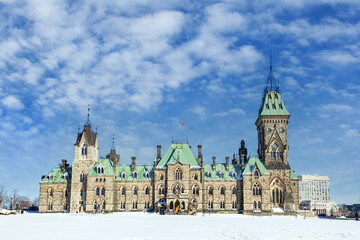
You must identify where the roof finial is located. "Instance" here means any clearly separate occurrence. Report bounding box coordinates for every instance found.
[85,104,91,127]
[265,50,279,93]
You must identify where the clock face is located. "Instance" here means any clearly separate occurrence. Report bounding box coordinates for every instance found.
[280,127,284,133]
[267,128,271,133]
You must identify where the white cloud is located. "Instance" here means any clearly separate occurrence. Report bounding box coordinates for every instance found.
[1,95,25,110]
[215,108,245,117]
[320,104,353,112]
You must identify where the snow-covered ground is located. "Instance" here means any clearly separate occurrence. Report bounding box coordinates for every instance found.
[0,212,359,240]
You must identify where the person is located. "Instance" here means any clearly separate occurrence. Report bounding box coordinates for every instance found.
[355,211,358,221]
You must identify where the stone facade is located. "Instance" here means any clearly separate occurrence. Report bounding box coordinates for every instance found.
[39,72,299,215]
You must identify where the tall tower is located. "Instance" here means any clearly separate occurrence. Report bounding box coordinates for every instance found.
[70,107,99,213]
[255,55,290,170]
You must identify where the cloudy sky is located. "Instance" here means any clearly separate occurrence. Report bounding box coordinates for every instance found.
[1,0,360,204]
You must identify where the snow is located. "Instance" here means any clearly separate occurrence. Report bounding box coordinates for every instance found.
[272,208,285,213]
[0,212,359,240]
[0,208,16,215]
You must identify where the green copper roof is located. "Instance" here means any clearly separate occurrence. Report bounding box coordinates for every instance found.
[242,157,269,175]
[116,165,153,181]
[88,158,115,176]
[259,91,290,116]
[291,170,298,179]
[157,143,200,167]
[203,164,241,180]
[41,167,72,183]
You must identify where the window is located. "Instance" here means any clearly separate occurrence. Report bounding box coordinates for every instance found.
[48,203,52,211]
[232,187,236,195]
[48,188,53,197]
[80,188,84,198]
[192,185,199,195]
[132,202,137,210]
[158,185,165,195]
[145,187,150,195]
[64,189,68,197]
[121,172,126,179]
[194,174,198,181]
[208,186,213,195]
[258,201,261,210]
[232,201,236,209]
[133,187,138,195]
[82,144,87,156]
[270,149,275,159]
[101,187,105,196]
[180,186,184,194]
[170,201,174,210]
[96,187,100,196]
[64,173,69,180]
[208,201,213,209]
[145,172,150,178]
[94,200,97,211]
[253,201,257,209]
[276,150,281,159]
[49,174,54,181]
[207,171,212,178]
[254,171,259,178]
[231,171,236,178]
[220,186,225,195]
[220,201,225,209]
[219,171,224,179]
[96,178,98,182]
[252,182,261,196]
[120,202,125,210]
[160,174,164,181]
[181,201,185,210]
[121,187,126,196]
[101,167,104,174]
[133,172,138,179]
[175,168,182,180]
[102,200,106,211]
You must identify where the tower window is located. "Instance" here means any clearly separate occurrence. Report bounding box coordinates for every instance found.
[160,174,164,181]
[175,168,182,180]
[82,144,87,156]
[254,171,259,178]
[252,182,261,196]
[192,185,199,195]
[158,185,165,195]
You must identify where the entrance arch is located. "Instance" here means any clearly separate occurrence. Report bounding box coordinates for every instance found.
[270,177,286,208]
[175,200,180,214]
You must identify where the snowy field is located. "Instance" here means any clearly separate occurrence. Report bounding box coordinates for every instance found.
[0,212,359,240]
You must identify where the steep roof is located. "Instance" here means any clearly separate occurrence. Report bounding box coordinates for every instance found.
[156,143,200,167]
[291,170,299,179]
[41,167,72,183]
[203,164,241,180]
[259,91,290,116]
[88,158,115,176]
[74,125,97,146]
[116,165,153,181]
[242,157,269,175]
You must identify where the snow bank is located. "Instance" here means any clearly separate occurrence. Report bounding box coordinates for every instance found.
[272,207,284,213]
[0,212,359,240]
[0,208,16,215]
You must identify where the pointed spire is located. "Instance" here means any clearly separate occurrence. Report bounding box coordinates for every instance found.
[84,104,91,127]
[111,134,116,151]
[265,50,279,93]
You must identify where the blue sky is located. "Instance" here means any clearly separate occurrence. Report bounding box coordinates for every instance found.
[0,0,360,204]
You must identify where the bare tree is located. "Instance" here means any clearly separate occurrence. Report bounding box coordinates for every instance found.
[0,185,6,208]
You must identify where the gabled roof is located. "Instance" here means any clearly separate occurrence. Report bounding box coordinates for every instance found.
[259,91,290,116]
[41,167,72,183]
[116,165,153,181]
[74,125,97,146]
[203,164,241,180]
[242,157,269,175]
[156,143,200,167]
[88,158,115,176]
[291,170,299,179]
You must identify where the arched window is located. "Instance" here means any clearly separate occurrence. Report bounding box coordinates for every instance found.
[220,186,225,195]
[121,172,126,179]
[258,201,261,210]
[102,200,106,211]
[121,187,126,196]
[194,174,198,181]
[158,185,165,195]
[220,201,225,209]
[101,167,104,174]
[96,187,100,196]
[80,188,84,198]
[253,201,257,209]
[208,186,213,195]
[276,149,281,159]
[101,187,105,196]
[207,171,212,178]
[175,168,182,180]
[133,187,138,195]
[180,186,184,194]
[145,172,150,178]
[120,202,125,210]
[82,144,87,156]
[145,187,149,195]
[276,188,279,203]
[160,174,164,181]
[252,182,261,196]
[270,149,275,159]
[80,171,85,182]
[181,201,185,210]
[232,187,236,195]
[133,172,138,179]
[48,188,53,197]
[272,189,275,203]
[192,185,199,195]
[280,189,283,204]
[254,171,259,178]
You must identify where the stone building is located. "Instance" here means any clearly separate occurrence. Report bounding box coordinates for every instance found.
[39,64,299,215]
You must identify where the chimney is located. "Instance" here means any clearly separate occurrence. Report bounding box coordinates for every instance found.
[131,157,136,171]
[61,159,67,172]
[232,152,238,165]
[156,145,161,164]
[212,156,216,171]
[239,139,247,171]
[197,145,203,167]
[225,156,229,171]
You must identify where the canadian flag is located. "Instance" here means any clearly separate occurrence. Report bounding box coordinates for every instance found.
[180,121,183,126]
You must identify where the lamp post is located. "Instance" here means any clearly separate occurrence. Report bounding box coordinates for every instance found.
[10,197,13,210]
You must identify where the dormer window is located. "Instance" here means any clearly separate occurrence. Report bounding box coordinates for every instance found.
[121,172,126,179]
[254,171,259,178]
[49,174,54,181]
[97,166,105,174]
[206,171,212,178]
[145,172,150,179]
[231,171,237,178]
[194,174,198,181]
[218,171,224,179]
[82,144,87,156]
[160,174,164,181]
[133,172,138,179]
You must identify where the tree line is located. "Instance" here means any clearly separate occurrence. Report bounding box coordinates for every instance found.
[0,185,38,210]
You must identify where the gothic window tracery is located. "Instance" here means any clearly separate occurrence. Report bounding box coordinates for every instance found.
[252,182,261,196]
[175,168,182,180]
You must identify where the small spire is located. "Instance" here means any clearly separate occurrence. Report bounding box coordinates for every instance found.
[265,50,279,93]
[111,134,116,151]
[84,104,91,127]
